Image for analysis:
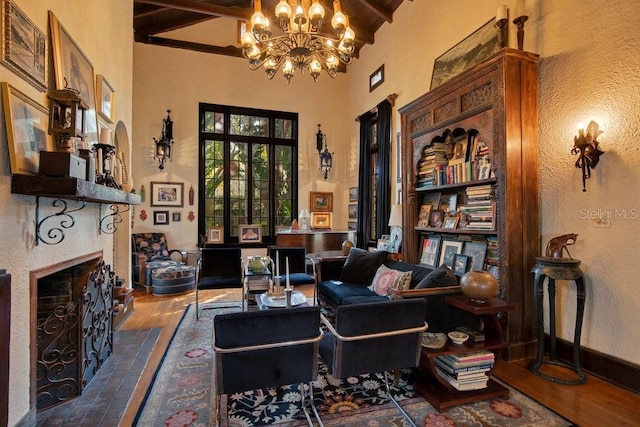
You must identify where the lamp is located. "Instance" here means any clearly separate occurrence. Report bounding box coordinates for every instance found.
[153,110,174,170]
[572,120,604,192]
[512,0,529,50]
[242,0,355,82]
[316,124,333,180]
[298,208,311,231]
[388,204,402,253]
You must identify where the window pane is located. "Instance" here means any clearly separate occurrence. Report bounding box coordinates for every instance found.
[275,145,293,226]
[230,141,248,236]
[204,140,224,230]
[275,118,293,139]
[230,114,269,137]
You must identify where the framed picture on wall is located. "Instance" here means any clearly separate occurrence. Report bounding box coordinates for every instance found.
[349,187,358,202]
[153,210,169,225]
[150,181,184,207]
[96,74,115,123]
[310,191,333,212]
[311,212,332,229]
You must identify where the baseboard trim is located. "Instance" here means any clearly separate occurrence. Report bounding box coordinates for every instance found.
[543,334,640,393]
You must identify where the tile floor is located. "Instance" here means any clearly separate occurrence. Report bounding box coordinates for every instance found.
[36,328,161,426]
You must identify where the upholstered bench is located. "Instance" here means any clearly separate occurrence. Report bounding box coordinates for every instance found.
[150,264,196,295]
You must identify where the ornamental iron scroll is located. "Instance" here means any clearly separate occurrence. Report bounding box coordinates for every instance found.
[36,196,86,246]
[99,204,130,234]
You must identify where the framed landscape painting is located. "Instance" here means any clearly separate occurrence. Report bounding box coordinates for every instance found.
[150,182,184,207]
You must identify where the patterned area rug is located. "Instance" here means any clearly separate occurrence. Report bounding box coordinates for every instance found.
[134,305,574,427]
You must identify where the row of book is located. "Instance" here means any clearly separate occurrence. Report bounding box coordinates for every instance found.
[433,350,495,391]
[458,185,496,231]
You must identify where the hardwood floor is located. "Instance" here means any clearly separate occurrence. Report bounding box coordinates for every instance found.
[118,287,640,426]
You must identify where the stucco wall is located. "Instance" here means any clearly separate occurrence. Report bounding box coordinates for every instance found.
[0,1,132,424]
[343,0,640,365]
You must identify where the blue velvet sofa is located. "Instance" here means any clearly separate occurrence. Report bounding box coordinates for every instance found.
[317,248,476,332]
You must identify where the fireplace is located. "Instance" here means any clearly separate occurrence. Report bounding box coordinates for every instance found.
[30,251,114,412]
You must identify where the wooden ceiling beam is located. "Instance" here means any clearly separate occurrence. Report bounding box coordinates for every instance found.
[353,0,393,23]
[134,4,168,19]
[134,0,250,20]
[135,33,244,58]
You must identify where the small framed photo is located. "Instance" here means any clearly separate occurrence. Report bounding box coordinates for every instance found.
[153,210,169,225]
[442,215,459,229]
[276,226,290,233]
[150,181,184,207]
[96,74,115,123]
[418,204,432,227]
[208,226,224,244]
[349,187,358,202]
[310,191,333,212]
[348,221,357,230]
[172,211,181,222]
[311,212,332,229]
[1,82,54,174]
[239,224,262,243]
[463,241,488,271]
[388,227,402,253]
[429,209,444,228]
[449,133,469,165]
[453,254,472,276]
[439,239,464,269]
[348,204,357,219]
[369,64,384,92]
[420,235,441,269]
[377,234,390,251]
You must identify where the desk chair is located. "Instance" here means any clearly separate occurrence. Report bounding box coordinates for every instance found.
[196,247,244,318]
[212,306,323,426]
[268,247,317,303]
[318,299,428,427]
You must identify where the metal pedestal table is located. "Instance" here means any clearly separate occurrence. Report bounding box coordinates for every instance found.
[530,257,587,385]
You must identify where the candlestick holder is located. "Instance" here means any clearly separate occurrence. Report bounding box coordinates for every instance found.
[269,276,284,296]
[494,18,508,49]
[513,15,529,50]
[94,143,121,189]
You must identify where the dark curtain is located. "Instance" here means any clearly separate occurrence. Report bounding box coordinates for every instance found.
[356,111,374,248]
[356,99,392,249]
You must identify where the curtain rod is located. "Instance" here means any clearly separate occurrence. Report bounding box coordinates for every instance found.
[355,93,397,122]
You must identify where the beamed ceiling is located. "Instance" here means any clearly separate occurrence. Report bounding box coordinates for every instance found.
[134,0,408,66]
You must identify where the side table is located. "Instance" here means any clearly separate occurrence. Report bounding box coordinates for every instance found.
[244,266,271,308]
[530,257,587,385]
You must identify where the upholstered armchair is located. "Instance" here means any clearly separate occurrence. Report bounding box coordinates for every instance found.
[131,233,187,289]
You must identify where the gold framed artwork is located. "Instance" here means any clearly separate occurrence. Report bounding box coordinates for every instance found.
[310,191,333,212]
[1,82,54,174]
[1,0,46,91]
[96,75,115,123]
[311,212,332,229]
[49,11,98,145]
[150,181,184,207]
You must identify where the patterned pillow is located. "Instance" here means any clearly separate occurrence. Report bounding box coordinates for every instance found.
[368,265,413,296]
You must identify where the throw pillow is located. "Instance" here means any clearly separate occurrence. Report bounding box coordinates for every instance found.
[414,264,457,289]
[368,265,413,296]
[339,248,389,285]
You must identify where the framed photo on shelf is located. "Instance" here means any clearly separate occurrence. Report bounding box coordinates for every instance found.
[96,74,115,123]
[208,226,224,244]
[276,226,290,233]
[348,221,357,231]
[453,254,472,276]
[418,204,432,227]
[463,241,488,271]
[429,209,444,228]
[1,82,54,174]
[349,187,358,202]
[389,227,403,253]
[49,11,98,145]
[150,181,184,207]
[153,210,169,225]
[310,191,333,212]
[439,239,464,269]
[420,235,441,269]
[430,18,500,90]
[442,215,459,230]
[377,234,390,251]
[1,0,47,91]
[239,224,262,243]
[348,204,357,219]
[311,212,332,229]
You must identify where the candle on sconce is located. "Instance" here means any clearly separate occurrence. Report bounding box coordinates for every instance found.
[496,4,508,21]
[515,0,525,18]
[276,250,280,278]
[285,256,291,289]
[96,148,103,175]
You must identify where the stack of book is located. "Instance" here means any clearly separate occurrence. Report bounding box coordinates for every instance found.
[433,350,495,391]
[459,185,496,230]
[416,143,448,188]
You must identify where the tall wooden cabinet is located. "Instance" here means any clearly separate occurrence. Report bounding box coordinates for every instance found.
[399,49,539,360]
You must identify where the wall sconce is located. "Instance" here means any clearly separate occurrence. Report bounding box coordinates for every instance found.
[316,124,333,180]
[153,110,174,170]
[572,120,604,192]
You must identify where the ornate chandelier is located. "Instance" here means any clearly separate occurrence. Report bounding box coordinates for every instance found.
[242,0,356,82]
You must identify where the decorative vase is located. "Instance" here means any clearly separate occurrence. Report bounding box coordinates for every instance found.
[460,270,499,302]
[250,256,265,272]
[342,240,355,256]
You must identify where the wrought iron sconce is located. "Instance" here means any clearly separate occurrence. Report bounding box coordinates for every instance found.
[316,124,333,180]
[153,110,174,170]
[572,120,604,192]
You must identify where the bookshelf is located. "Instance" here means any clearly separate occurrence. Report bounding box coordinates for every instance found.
[399,48,540,361]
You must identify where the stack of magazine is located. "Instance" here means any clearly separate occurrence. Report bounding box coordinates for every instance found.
[433,350,495,391]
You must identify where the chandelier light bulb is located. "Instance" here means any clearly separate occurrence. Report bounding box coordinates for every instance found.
[275,0,292,20]
[250,11,267,31]
[309,0,325,27]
